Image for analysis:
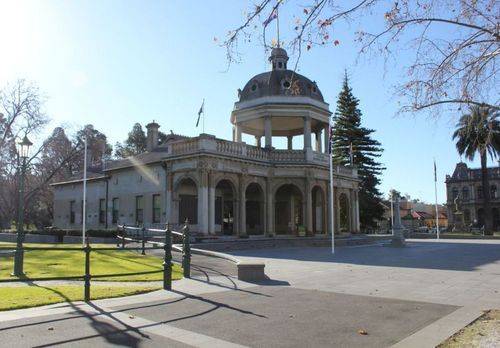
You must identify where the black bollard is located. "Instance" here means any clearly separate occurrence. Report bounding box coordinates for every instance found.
[141,227,146,255]
[84,237,91,302]
[163,223,172,290]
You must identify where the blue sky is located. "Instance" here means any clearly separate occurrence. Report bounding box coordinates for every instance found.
[0,0,490,203]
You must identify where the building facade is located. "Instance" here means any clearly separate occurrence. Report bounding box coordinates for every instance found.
[445,162,500,230]
[52,48,361,236]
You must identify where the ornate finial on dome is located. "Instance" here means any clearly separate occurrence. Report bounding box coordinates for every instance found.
[269,47,288,71]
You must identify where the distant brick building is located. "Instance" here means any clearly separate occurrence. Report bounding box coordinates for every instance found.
[445,162,500,230]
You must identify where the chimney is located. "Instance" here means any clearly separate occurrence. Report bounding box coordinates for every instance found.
[146,121,160,152]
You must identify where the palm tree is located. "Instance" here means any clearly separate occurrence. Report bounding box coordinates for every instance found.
[453,105,500,234]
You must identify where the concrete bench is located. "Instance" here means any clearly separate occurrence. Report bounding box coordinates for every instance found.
[237,262,266,281]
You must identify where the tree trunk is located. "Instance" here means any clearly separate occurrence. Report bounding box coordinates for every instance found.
[480,152,493,235]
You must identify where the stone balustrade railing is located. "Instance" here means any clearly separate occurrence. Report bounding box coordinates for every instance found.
[168,135,356,174]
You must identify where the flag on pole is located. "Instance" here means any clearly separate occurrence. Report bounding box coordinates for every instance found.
[263,8,278,27]
[196,99,204,127]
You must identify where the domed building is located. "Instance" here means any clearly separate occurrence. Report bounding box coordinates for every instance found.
[52,48,360,236]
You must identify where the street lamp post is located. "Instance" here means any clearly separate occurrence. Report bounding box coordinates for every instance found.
[13,135,32,276]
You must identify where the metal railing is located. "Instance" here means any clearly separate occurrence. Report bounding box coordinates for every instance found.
[0,222,192,302]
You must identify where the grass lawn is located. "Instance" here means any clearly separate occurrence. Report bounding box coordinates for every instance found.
[438,310,500,347]
[0,242,182,282]
[0,284,162,311]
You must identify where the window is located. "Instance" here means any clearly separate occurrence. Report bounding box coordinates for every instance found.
[452,188,459,199]
[112,198,119,224]
[135,196,144,224]
[99,199,106,224]
[462,187,469,201]
[152,194,161,223]
[464,209,471,223]
[70,201,75,224]
[491,185,497,199]
[477,187,483,199]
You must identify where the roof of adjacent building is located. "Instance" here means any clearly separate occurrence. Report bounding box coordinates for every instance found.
[446,162,500,182]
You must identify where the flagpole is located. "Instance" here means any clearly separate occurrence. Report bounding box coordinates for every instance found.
[82,136,87,246]
[276,4,280,47]
[203,99,205,134]
[328,117,335,254]
[390,190,394,235]
[434,159,440,240]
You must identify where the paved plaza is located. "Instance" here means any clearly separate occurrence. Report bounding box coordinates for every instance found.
[0,239,498,347]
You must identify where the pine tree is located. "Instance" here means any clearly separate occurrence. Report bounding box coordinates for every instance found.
[114,123,147,158]
[331,72,385,229]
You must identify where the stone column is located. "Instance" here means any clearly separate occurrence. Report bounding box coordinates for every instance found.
[324,124,330,153]
[239,176,247,237]
[235,124,242,142]
[287,136,293,150]
[303,116,312,150]
[197,170,209,234]
[391,192,406,246]
[305,180,313,234]
[255,136,261,147]
[208,174,215,234]
[264,116,272,148]
[266,177,274,236]
[315,131,322,152]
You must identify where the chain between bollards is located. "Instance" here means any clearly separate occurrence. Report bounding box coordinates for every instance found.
[182,219,191,279]
[163,223,172,290]
[84,237,91,302]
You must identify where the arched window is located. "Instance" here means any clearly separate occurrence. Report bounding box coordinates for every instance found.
[462,187,469,201]
[452,188,459,199]
[490,185,497,199]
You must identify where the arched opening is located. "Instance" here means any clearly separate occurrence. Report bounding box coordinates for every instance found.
[246,183,264,235]
[477,208,485,227]
[312,186,325,234]
[215,180,236,235]
[275,184,303,234]
[339,193,350,232]
[177,178,198,224]
[492,208,499,230]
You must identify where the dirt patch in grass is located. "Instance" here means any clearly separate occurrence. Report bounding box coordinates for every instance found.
[438,310,500,347]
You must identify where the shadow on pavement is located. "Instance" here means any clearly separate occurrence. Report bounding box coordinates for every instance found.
[229,240,500,272]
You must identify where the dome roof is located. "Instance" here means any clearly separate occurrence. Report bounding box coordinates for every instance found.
[239,69,324,103]
[238,47,324,103]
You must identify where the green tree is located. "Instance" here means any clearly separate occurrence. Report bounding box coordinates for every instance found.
[114,123,147,158]
[453,106,500,234]
[331,73,385,229]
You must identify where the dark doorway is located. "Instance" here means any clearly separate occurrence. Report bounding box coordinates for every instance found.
[275,184,303,234]
[246,183,264,235]
[215,180,235,235]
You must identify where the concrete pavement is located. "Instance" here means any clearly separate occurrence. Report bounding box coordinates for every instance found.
[0,239,498,347]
